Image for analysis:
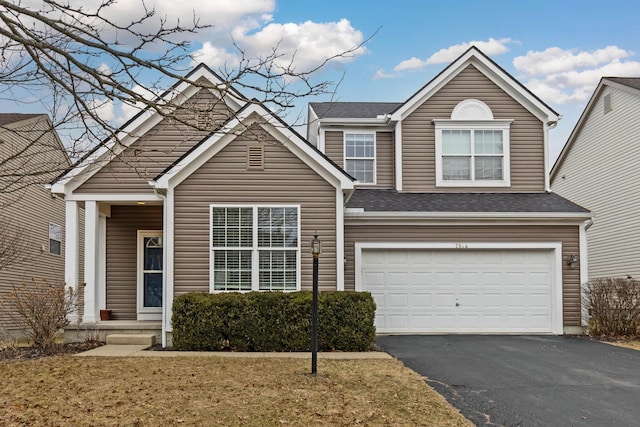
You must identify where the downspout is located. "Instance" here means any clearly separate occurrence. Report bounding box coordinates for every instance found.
[544,120,558,192]
[579,217,594,329]
[150,182,169,347]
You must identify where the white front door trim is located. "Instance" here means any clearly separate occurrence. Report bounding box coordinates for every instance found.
[137,230,164,321]
[354,241,564,334]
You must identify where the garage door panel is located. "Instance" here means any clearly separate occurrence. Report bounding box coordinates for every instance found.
[412,294,432,308]
[387,293,409,308]
[361,248,555,333]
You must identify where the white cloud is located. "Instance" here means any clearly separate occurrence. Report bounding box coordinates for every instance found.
[191,43,241,69]
[392,38,514,72]
[513,46,632,76]
[372,68,395,80]
[88,98,115,121]
[514,46,640,104]
[192,18,366,74]
[394,57,427,72]
[427,38,513,65]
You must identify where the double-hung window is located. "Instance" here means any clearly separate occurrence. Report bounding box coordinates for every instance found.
[434,99,512,187]
[344,132,375,184]
[211,206,300,292]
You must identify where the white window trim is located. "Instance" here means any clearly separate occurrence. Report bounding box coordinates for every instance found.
[434,119,512,187]
[209,204,301,293]
[137,230,163,320]
[343,131,377,185]
[48,222,62,256]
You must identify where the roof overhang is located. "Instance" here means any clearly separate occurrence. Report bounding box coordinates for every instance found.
[390,46,560,124]
[151,103,355,191]
[50,64,247,197]
[551,77,640,180]
[345,209,592,223]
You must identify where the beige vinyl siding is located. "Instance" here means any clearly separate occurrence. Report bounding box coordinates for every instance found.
[105,205,163,320]
[552,85,640,278]
[402,65,545,192]
[324,130,395,188]
[344,223,582,327]
[0,116,69,331]
[174,126,337,296]
[325,131,344,168]
[76,88,231,194]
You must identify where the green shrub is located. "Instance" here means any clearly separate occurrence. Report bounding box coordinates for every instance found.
[172,291,376,352]
[584,277,640,338]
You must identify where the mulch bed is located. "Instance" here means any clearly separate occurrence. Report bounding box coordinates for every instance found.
[0,341,104,362]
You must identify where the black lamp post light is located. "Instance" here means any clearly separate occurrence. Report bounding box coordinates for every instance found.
[310,233,321,376]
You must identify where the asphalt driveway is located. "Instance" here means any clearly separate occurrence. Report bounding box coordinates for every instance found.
[377,335,640,427]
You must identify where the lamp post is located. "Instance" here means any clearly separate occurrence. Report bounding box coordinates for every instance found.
[310,233,321,375]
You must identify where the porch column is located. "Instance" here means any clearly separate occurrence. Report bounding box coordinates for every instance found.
[83,201,100,323]
[65,200,80,323]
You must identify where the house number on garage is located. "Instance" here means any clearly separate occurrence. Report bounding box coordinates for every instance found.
[455,243,469,249]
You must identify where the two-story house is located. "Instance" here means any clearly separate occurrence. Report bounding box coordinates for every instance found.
[551,78,640,280]
[0,113,70,336]
[52,47,590,346]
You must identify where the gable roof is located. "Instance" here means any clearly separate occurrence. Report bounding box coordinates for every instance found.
[346,189,590,216]
[606,77,640,91]
[551,77,640,180]
[309,102,402,119]
[50,64,247,194]
[0,113,46,126]
[152,101,355,190]
[391,46,560,123]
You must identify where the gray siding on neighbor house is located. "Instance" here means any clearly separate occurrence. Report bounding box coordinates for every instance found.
[0,115,69,331]
[552,85,640,279]
[344,223,582,327]
[76,88,231,194]
[323,130,394,188]
[105,205,163,320]
[402,65,546,192]
[173,125,338,296]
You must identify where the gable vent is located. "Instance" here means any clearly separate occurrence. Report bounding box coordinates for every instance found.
[247,145,264,170]
[604,93,613,114]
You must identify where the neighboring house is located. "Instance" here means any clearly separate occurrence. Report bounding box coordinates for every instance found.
[551,77,640,280]
[0,113,71,336]
[52,47,591,347]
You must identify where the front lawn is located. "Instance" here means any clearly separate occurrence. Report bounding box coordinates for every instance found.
[0,356,471,426]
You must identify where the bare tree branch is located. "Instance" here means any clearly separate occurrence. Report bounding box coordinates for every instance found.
[0,1,372,192]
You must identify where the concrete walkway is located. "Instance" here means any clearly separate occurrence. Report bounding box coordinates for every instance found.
[76,344,392,359]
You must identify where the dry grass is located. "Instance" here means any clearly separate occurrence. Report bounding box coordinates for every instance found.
[0,356,471,427]
[606,340,640,351]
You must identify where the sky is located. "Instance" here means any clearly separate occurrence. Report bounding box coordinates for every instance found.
[5,0,640,164]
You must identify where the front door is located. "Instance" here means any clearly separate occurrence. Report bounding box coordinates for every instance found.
[137,230,163,320]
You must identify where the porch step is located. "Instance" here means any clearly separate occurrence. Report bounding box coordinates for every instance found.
[106,334,156,346]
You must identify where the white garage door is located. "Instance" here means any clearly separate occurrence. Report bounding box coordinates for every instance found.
[361,249,556,334]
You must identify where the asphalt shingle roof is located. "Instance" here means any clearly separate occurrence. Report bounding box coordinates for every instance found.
[310,102,402,119]
[0,113,44,126]
[346,189,590,213]
[607,77,640,91]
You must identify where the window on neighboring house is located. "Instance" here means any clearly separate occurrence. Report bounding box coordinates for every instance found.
[344,133,375,184]
[211,206,299,292]
[435,99,512,187]
[49,222,62,255]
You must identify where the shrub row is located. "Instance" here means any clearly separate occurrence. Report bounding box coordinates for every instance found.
[171,291,376,352]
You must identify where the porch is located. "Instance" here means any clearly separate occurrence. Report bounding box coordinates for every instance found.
[64,320,162,344]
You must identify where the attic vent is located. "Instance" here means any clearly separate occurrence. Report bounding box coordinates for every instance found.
[604,93,613,114]
[197,111,213,129]
[247,145,264,170]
